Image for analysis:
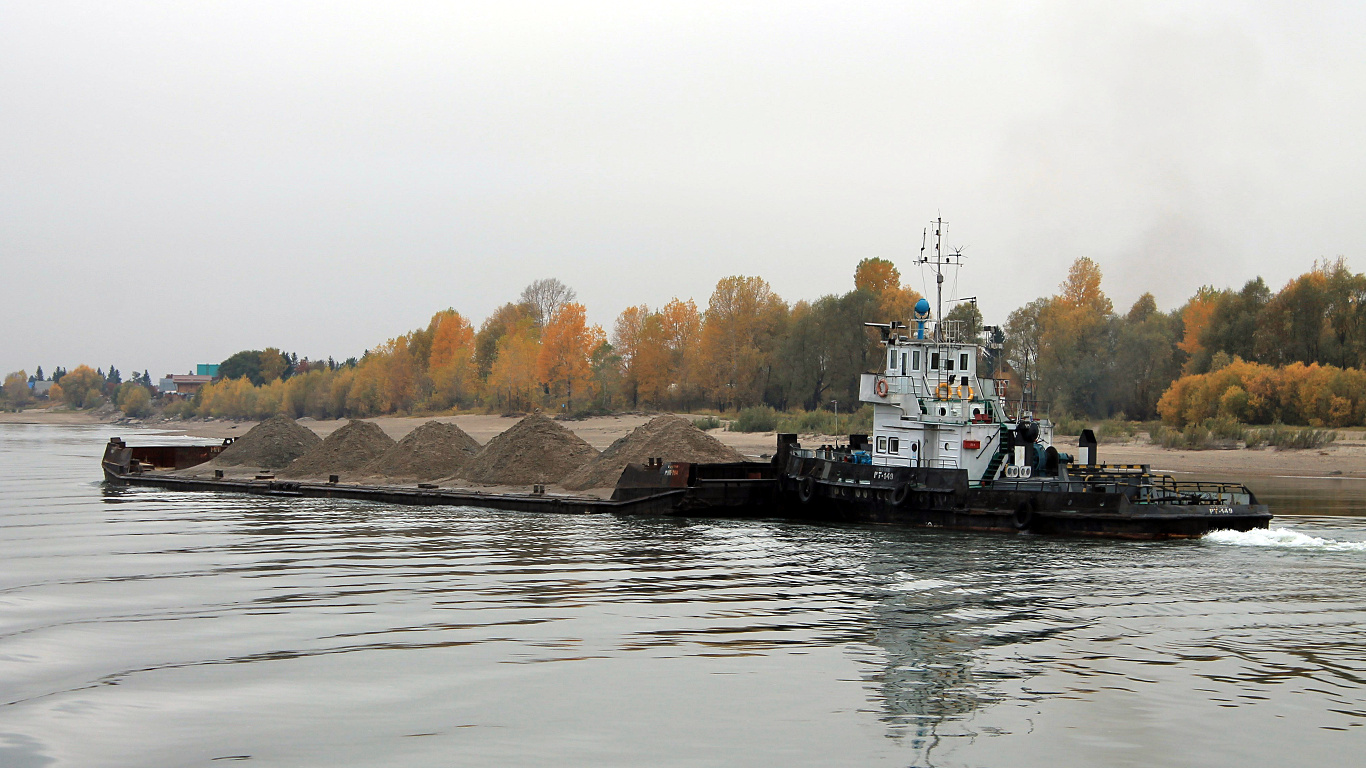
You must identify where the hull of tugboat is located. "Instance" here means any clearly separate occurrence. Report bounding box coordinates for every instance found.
[780,454,1271,539]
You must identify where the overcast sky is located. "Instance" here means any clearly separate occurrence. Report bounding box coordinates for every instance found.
[3,1,1363,378]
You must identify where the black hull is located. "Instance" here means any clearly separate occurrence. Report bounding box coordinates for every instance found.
[779,455,1271,539]
[100,438,1271,540]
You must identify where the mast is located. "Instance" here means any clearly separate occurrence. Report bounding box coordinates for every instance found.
[918,217,960,342]
[935,218,944,335]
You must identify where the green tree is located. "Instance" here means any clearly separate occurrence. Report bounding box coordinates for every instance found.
[1113,293,1181,419]
[1201,278,1270,364]
[219,350,265,384]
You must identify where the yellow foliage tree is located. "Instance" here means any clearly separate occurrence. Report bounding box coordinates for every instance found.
[3,371,32,410]
[56,365,105,409]
[1177,287,1220,374]
[488,322,542,412]
[428,310,475,371]
[612,305,650,407]
[700,276,787,409]
[259,348,288,383]
[854,257,922,323]
[1037,257,1114,414]
[537,302,602,412]
[426,310,478,409]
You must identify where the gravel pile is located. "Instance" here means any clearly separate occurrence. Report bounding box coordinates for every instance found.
[281,419,396,478]
[560,414,745,490]
[457,413,598,486]
[211,415,321,469]
[361,421,482,481]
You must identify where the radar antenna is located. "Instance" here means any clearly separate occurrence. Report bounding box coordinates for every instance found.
[915,217,966,341]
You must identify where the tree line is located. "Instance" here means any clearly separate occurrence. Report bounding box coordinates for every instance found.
[1005,256,1366,427]
[9,257,1365,428]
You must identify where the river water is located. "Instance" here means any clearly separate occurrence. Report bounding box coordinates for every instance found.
[2,424,1364,766]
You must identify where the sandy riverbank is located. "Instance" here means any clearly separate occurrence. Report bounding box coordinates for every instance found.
[6,407,1365,478]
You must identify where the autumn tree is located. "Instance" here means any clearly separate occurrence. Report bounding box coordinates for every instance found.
[259,348,289,383]
[612,305,650,408]
[656,298,703,408]
[3,371,32,410]
[700,276,787,410]
[487,322,542,412]
[116,381,152,418]
[537,302,603,412]
[1176,287,1220,375]
[427,310,479,409]
[855,257,922,323]
[55,365,105,408]
[1037,257,1115,416]
[475,303,535,379]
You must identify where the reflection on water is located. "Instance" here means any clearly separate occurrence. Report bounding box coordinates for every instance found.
[3,424,1366,767]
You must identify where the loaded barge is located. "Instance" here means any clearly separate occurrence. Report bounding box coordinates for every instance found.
[100,219,1271,539]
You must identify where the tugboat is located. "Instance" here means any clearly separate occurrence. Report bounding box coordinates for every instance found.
[777,218,1271,538]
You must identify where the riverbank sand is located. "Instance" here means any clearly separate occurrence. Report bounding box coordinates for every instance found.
[5,408,1364,479]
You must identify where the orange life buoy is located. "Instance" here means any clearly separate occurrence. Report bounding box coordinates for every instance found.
[874,377,889,397]
[935,382,951,400]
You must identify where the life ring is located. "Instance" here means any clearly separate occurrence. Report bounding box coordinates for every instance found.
[891,482,913,506]
[797,476,816,504]
[935,382,951,400]
[1013,502,1035,531]
[874,377,889,397]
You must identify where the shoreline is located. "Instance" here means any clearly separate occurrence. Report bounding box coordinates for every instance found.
[5,408,1365,479]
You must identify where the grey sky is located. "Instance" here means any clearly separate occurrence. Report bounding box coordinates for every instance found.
[3,1,1363,378]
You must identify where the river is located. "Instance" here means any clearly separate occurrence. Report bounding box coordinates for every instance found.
[2,424,1364,766]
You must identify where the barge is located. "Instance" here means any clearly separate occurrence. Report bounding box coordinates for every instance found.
[99,218,1272,539]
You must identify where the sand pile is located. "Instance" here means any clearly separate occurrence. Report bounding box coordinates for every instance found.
[560,414,745,490]
[281,419,396,478]
[211,415,321,469]
[361,421,482,480]
[457,413,598,486]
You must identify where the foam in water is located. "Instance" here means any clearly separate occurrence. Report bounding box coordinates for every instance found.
[1204,527,1366,551]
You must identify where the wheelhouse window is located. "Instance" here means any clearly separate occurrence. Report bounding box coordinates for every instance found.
[960,353,969,371]
[900,352,907,374]
[888,349,897,371]
[946,356,955,372]
[912,350,920,371]
[931,352,940,370]
[876,436,888,453]
[889,437,900,454]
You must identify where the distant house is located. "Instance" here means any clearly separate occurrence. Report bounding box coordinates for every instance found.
[160,374,213,396]
[30,380,53,398]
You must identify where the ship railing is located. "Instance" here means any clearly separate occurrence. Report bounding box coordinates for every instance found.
[939,319,971,344]
[989,476,1253,506]
[1144,476,1254,506]
[997,399,1051,422]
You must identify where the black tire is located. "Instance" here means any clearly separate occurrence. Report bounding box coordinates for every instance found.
[891,483,913,506]
[1013,503,1035,530]
[797,476,816,504]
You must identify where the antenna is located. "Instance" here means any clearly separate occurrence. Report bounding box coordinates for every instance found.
[915,217,966,341]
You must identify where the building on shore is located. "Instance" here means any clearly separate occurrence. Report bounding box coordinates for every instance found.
[159,374,213,396]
